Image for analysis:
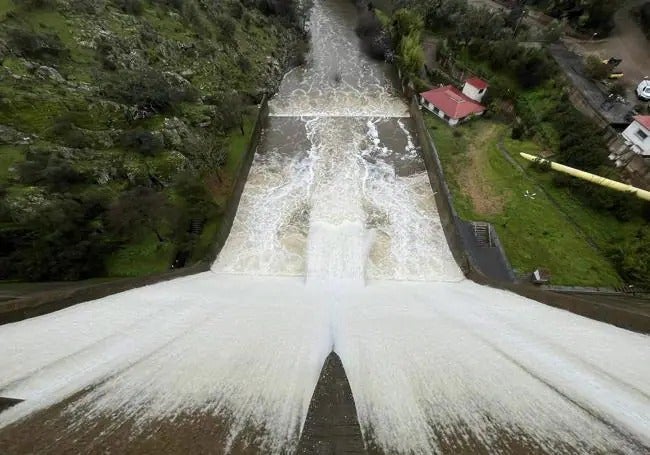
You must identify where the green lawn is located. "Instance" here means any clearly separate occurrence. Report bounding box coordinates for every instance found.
[503,136,648,256]
[427,115,622,287]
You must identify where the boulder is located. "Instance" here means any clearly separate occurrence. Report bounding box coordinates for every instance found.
[35,66,66,83]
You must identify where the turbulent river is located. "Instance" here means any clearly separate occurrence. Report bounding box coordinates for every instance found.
[1,1,649,454]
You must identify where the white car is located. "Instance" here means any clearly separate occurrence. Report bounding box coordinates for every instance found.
[637,80,650,101]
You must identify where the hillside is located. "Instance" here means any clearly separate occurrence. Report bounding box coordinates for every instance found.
[0,0,305,280]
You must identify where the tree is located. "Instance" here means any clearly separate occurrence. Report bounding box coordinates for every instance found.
[219,92,247,135]
[102,69,198,114]
[608,227,650,288]
[173,171,219,218]
[398,31,424,77]
[584,55,609,80]
[17,149,88,192]
[6,192,113,281]
[121,129,165,156]
[391,8,423,43]
[108,187,175,242]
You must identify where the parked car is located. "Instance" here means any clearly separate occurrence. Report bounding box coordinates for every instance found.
[637,80,650,101]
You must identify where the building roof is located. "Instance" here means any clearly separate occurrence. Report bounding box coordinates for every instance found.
[633,115,650,130]
[420,86,486,119]
[465,77,489,90]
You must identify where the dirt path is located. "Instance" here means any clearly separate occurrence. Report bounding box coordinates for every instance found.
[456,124,507,216]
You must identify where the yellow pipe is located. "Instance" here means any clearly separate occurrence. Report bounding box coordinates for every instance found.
[519,153,650,202]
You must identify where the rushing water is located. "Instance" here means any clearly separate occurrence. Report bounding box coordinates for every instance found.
[1,1,649,454]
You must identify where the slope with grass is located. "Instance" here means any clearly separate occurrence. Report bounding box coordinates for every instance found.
[427,116,623,287]
[0,0,305,281]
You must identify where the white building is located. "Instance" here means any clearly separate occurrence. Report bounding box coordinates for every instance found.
[462,77,489,103]
[622,115,650,157]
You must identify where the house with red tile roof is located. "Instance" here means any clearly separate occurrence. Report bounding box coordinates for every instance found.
[419,78,488,126]
[622,115,650,157]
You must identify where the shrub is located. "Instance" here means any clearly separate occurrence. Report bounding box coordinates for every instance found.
[237,55,252,72]
[511,123,525,140]
[216,15,237,41]
[17,149,88,192]
[8,28,67,60]
[119,0,144,15]
[121,129,165,155]
[103,69,198,114]
[230,0,244,19]
[584,55,609,80]
[607,226,650,288]
[7,194,114,281]
[608,81,626,97]
[14,0,57,10]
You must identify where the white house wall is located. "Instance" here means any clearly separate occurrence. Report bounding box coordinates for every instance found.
[622,121,650,156]
[462,83,486,103]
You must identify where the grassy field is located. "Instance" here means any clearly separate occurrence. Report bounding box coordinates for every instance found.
[426,115,623,287]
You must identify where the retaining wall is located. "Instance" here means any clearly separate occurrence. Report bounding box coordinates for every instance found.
[0,97,269,325]
[409,96,515,281]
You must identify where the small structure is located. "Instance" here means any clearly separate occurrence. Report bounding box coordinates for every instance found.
[622,115,650,157]
[419,78,488,126]
[531,268,551,285]
[462,77,489,103]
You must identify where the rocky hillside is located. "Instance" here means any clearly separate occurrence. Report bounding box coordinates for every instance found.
[0,0,306,280]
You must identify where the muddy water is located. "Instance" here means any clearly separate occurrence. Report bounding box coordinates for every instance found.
[0,1,649,454]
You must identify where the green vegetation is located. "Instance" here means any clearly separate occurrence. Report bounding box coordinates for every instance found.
[396,0,650,288]
[428,118,622,287]
[0,0,307,281]
[525,0,621,36]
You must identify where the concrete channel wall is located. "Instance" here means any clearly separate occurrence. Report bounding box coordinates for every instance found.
[0,98,270,325]
[409,96,516,282]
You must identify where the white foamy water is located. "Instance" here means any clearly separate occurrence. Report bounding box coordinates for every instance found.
[1,0,649,453]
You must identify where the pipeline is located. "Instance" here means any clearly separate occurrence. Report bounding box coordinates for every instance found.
[519,153,650,202]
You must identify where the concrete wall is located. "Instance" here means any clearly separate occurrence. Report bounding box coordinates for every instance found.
[410,96,514,280]
[0,98,270,325]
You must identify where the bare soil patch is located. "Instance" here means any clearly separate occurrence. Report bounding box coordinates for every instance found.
[456,124,507,216]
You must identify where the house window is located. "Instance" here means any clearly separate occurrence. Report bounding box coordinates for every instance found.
[636,129,648,141]
[433,106,439,113]
[443,114,449,120]
[478,88,485,94]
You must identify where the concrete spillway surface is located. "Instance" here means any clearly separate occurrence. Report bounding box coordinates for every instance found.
[1,0,649,453]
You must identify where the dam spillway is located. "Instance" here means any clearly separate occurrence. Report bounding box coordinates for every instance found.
[1,1,649,454]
